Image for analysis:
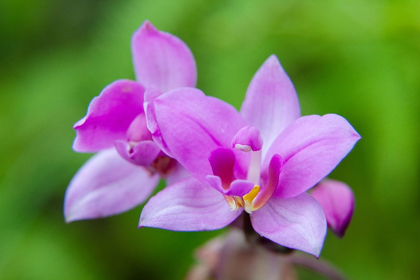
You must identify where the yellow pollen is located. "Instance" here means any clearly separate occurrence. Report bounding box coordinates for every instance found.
[224,195,244,211]
[243,185,260,213]
[224,195,236,210]
[243,185,260,204]
[234,196,244,208]
[224,186,261,213]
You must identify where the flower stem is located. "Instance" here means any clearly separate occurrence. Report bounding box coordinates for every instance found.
[242,212,259,244]
[288,254,348,280]
[259,237,294,254]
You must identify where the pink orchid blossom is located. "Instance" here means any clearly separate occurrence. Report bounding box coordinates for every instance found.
[312,179,355,238]
[65,21,196,222]
[139,55,360,257]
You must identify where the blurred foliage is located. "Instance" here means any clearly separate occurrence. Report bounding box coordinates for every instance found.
[1,0,419,279]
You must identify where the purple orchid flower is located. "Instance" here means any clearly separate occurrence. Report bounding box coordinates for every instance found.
[64,21,196,222]
[139,55,360,257]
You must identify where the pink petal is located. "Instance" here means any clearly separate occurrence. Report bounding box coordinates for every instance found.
[240,55,300,156]
[231,125,263,152]
[209,148,236,189]
[265,114,361,198]
[146,88,248,181]
[253,154,282,210]
[251,193,327,257]
[65,149,159,222]
[206,175,228,194]
[143,97,171,157]
[139,178,242,231]
[227,180,255,197]
[132,21,197,92]
[165,162,191,185]
[126,113,152,142]
[114,140,161,166]
[73,80,145,152]
[206,175,254,197]
[144,87,163,103]
[311,179,355,238]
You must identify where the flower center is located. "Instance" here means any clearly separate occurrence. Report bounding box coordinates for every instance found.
[225,185,261,214]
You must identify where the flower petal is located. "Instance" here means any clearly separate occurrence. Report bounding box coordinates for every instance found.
[132,21,197,92]
[144,87,163,103]
[228,180,255,197]
[231,125,263,152]
[265,114,361,198]
[206,175,226,194]
[240,55,300,157]
[65,149,159,222]
[114,140,161,166]
[206,175,254,197]
[165,162,191,185]
[126,113,152,142]
[251,193,327,257]
[139,177,242,231]
[252,154,282,210]
[146,88,248,181]
[73,80,145,152]
[311,179,355,238]
[209,148,236,189]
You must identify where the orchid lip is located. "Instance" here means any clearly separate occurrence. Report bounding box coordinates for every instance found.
[223,154,283,213]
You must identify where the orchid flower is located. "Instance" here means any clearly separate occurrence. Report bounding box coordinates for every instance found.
[139,55,360,257]
[64,21,196,222]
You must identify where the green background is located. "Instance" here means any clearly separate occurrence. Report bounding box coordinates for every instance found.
[1,0,419,279]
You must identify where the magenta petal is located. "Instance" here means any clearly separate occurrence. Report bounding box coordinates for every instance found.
[144,87,163,103]
[251,193,327,257]
[228,180,255,197]
[231,125,263,152]
[206,175,254,197]
[206,175,226,194]
[139,177,242,231]
[147,88,248,181]
[132,21,197,92]
[240,55,300,154]
[253,154,282,210]
[73,80,145,152]
[126,113,152,142]
[144,98,171,157]
[311,179,355,238]
[65,149,159,222]
[209,148,236,189]
[114,140,160,166]
[165,162,191,185]
[266,114,361,198]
